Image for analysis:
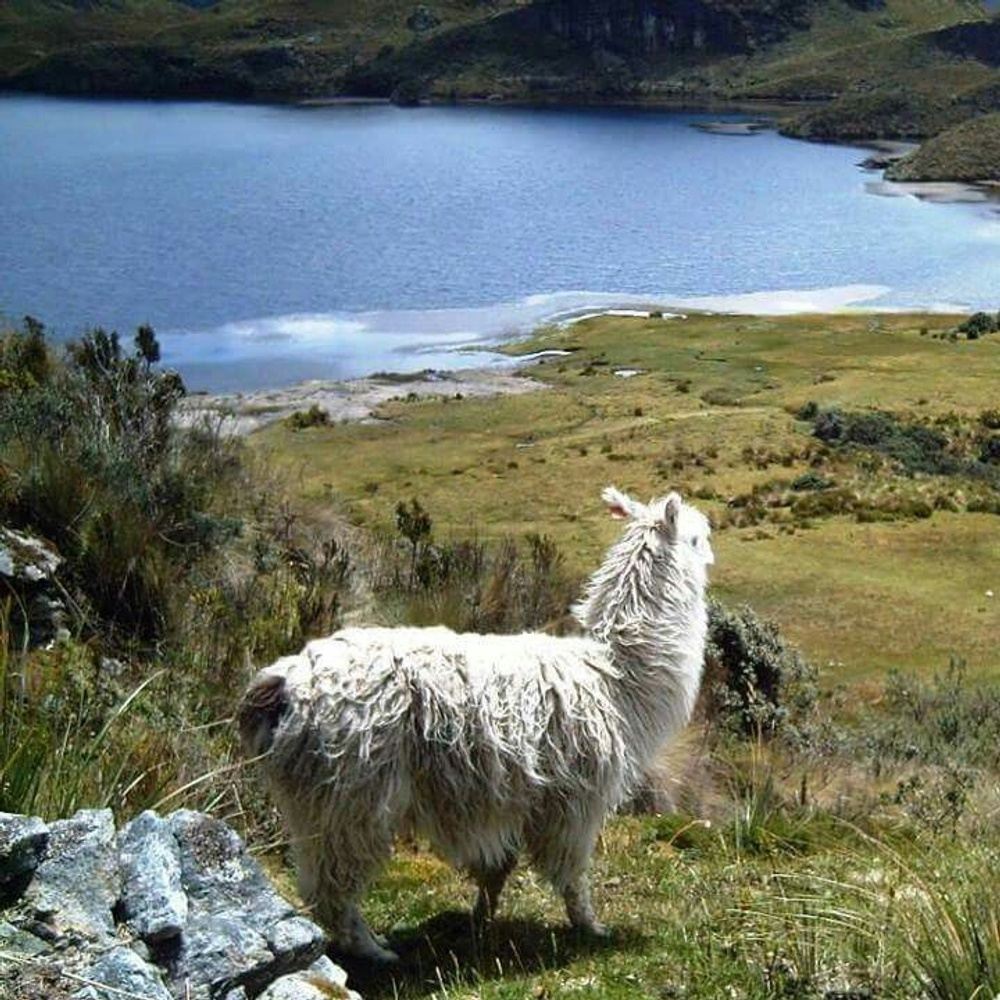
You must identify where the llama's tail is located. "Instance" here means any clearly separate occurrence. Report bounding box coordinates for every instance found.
[238,671,289,759]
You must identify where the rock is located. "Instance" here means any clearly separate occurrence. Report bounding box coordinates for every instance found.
[23,809,119,942]
[157,911,277,998]
[259,956,359,1000]
[406,4,440,31]
[0,813,49,899]
[161,811,326,997]
[0,527,61,583]
[167,811,291,929]
[0,809,350,1000]
[0,919,51,958]
[74,946,173,1000]
[118,810,187,943]
[0,527,68,646]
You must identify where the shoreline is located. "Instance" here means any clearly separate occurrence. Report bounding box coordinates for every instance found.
[179,367,546,435]
[178,301,969,434]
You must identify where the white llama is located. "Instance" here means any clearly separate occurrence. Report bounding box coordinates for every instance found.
[239,486,713,962]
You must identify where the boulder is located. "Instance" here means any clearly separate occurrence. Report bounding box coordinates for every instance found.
[0,813,49,900]
[0,526,68,646]
[22,809,119,942]
[118,810,187,943]
[74,946,173,1000]
[0,808,355,1000]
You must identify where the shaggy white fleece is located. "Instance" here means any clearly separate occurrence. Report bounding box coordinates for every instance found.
[240,487,713,961]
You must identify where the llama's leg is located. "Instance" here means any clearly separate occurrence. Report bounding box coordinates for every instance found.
[294,823,398,963]
[471,852,518,925]
[527,802,609,937]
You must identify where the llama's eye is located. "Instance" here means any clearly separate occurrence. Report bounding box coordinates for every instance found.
[690,536,698,547]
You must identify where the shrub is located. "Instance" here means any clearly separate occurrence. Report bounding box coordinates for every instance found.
[790,470,832,491]
[956,311,997,338]
[285,404,329,430]
[811,407,965,477]
[705,600,818,740]
[979,435,1000,464]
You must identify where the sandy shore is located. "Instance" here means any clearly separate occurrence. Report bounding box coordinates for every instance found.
[179,367,545,435]
[865,178,1000,205]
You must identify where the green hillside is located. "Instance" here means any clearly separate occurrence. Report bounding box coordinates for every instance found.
[0,0,993,106]
[886,109,1000,179]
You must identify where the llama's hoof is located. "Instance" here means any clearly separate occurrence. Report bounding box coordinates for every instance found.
[575,920,609,939]
[359,942,400,964]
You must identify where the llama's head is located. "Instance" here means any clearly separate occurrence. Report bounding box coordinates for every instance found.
[573,485,713,637]
[602,485,713,572]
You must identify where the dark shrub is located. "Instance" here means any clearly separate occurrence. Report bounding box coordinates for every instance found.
[791,470,833,491]
[705,600,817,739]
[980,435,1000,465]
[957,312,997,338]
[286,404,329,430]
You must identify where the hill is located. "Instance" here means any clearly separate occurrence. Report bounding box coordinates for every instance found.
[886,109,1000,179]
[0,0,994,108]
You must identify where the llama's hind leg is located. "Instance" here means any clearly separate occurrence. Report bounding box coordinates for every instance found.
[470,851,518,925]
[294,822,399,963]
[527,802,609,938]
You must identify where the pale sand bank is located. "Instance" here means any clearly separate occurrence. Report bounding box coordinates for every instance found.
[865,179,1000,205]
[179,368,544,436]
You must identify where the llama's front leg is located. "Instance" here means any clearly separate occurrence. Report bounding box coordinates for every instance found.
[471,852,518,925]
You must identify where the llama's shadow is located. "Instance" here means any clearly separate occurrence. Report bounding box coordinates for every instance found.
[336,912,645,998]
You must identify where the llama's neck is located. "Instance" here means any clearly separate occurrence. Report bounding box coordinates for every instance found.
[574,536,707,759]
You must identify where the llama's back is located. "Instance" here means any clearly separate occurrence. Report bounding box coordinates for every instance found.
[259,625,631,863]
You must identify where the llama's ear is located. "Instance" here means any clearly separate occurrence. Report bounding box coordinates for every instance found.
[660,492,682,535]
[602,485,641,520]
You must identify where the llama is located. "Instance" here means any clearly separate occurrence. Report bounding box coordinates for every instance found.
[238,486,713,962]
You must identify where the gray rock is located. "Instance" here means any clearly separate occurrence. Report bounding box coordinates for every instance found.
[260,956,360,1000]
[264,916,327,967]
[118,810,187,943]
[159,911,275,998]
[0,812,49,898]
[0,919,51,958]
[23,809,119,942]
[74,945,173,1000]
[0,527,61,583]
[1,809,348,1000]
[161,812,327,997]
[168,811,287,926]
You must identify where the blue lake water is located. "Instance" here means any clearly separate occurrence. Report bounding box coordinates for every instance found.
[1,95,998,391]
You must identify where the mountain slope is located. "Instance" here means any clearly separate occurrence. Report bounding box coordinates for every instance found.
[0,0,991,103]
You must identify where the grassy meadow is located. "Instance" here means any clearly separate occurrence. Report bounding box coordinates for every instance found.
[257,311,1000,684]
[2,312,998,998]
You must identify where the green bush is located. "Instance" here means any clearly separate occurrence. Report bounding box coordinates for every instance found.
[790,470,833,491]
[956,311,997,339]
[705,600,818,740]
[811,407,965,477]
[285,404,330,430]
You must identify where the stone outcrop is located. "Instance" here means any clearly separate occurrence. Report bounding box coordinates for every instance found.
[0,527,68,647]
[0,808,359,1000]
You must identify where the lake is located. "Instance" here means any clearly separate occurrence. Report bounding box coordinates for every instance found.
[1,95,998,391]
